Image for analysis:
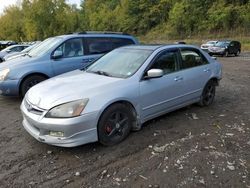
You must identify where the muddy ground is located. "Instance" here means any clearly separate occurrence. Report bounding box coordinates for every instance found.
[0,53,250,188]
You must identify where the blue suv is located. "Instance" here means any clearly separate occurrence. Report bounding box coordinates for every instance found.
[0,32,138,96]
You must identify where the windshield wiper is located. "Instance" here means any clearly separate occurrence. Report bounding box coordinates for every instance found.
[24,53,32,57]
[88,70,113,77]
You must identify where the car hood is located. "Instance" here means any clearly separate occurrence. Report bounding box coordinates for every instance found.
[0,55,34,69]
[26,70,124,110]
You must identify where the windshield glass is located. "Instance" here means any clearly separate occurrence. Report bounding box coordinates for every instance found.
[215,41,229,47]
[28,37,63,57]
[86,48,152,78]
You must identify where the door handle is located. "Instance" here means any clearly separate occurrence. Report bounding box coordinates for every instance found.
[174,76,183,81]
[203,68,211,72]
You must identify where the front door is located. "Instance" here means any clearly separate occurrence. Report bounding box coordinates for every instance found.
[52,38,85,76]
[140,49,186,120]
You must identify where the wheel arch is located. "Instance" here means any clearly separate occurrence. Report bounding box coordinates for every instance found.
[97,100,139,134]
[18,72,50,95]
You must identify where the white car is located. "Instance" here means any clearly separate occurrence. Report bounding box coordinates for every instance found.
[201,41,217,52]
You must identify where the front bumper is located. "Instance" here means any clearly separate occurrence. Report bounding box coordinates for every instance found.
[208,50,226,56]
[21,100,99,147]
[0,79,19,96]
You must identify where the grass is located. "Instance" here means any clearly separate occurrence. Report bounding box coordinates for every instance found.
[139,34,250,52]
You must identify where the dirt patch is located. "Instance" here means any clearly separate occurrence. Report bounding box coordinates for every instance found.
[0,53,249,188]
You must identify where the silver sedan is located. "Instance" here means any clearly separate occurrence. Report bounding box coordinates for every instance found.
[21,45,222,147]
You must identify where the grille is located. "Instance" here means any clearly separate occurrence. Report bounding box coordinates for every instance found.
[24,99,44,115]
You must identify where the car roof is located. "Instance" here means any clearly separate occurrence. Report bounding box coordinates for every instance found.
[58,32,136,40]
[120,44,199,51]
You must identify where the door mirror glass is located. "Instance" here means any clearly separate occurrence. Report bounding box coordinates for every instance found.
[146,69,164,79]
[52,50,63,59]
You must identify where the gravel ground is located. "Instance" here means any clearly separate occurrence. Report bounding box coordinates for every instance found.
[0,53,249,188]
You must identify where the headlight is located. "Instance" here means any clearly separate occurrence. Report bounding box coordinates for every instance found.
[0,68,10,81]
[45,99,89,118]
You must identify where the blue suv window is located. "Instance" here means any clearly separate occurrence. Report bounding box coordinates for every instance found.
[85,37,113,55]
[56,38,84,58]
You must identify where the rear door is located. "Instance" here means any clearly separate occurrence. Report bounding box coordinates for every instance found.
[178,48,212,101]
[52,38,84,76]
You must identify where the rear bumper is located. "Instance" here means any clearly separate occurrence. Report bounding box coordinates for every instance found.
[0,80,19,96]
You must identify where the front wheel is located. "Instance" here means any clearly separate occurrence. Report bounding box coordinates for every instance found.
[235,50,240,56]
[20,75,47,97]
[98,103,134,146]
[199,80,216,106]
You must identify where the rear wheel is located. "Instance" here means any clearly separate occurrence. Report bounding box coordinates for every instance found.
[20,75,47,97]
[199,80,216,106]
[98,103,134,146]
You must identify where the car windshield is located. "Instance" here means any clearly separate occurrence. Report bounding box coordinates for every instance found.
[215,41,230,47]
[86,48,152,78]
[28,37,63,57]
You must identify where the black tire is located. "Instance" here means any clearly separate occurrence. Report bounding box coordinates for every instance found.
[235,50,240,56]
[224,51,229,57]
[20,75,47,97]
[199,80,216,106]
[98,103,134,146]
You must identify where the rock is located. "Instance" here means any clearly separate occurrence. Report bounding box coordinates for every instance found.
[247,141,250,145]
[227,165,235,171]
[191,113,199,120]
[66,179,70,183]
[122,178,128,182]
[148,145,153,148]
[199,178,205,184]
[176,159,181,164]
[225,133,234,136]
[107,174,111,178]
[163,169,167,173]
[153,144,169,153]
[219,114,225,117]
[210,170,215,175]
[75,172,80,176]
[47,150,52,154]
[101,170,107,175]
[114,177,121,182]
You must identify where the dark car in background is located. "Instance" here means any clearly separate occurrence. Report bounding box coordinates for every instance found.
[208,40,241,57]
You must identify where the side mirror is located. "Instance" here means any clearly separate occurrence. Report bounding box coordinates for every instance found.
[6,50,11,53]
[52,50,63,59]
[145,69,164,79]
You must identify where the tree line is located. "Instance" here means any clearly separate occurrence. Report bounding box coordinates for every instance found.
[0,0,249,42]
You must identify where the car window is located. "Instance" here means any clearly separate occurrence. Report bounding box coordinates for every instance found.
[150,51,179,75]
[110,38,135,49]
[180,49,208,69]
[55,38,84,58]
[85,37,112,55]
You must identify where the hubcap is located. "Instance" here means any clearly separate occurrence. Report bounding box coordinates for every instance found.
[104,111,129,138]
[204,85,215,104]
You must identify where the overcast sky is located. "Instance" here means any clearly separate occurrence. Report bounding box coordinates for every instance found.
[0,0,81,14]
